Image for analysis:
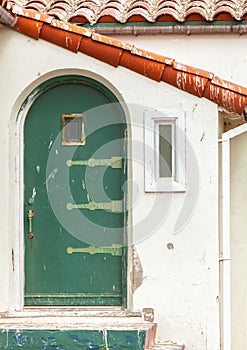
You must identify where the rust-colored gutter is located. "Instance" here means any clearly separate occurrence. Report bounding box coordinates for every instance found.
[94,25,247,36]
[2,3,247,116]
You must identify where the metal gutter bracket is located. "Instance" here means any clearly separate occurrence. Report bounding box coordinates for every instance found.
[243,104,247,122]
[0,5,17,27]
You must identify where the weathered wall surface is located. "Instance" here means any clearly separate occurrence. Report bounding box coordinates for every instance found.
[1,28,246,349]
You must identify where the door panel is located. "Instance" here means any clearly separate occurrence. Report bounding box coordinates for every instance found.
[24,76,127,306]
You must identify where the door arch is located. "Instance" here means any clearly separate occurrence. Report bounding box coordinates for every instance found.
[22,75,128,306]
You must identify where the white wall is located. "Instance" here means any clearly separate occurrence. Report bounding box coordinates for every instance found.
[2,27,246,349]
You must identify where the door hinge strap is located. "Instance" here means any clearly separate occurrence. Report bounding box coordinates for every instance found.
[66,200,122,212]
[66,245,122,256]
[66,156,122,168]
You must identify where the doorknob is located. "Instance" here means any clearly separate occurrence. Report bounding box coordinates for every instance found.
[27,210,34,239]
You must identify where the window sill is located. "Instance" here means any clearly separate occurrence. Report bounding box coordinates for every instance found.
[145,180,185,193]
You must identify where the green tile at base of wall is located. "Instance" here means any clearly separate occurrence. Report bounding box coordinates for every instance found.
[0,329,146,349]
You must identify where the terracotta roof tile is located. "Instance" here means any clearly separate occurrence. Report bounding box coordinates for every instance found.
[13,15,43,37]
[161,65,209,98]
[79,36,123,66]
[40,21,82,51]
[91,32,132,50]
[211,76,247,95]
[203,82,247,115]
[131,46,173,65]
[172,62,214,79]
[120,50,166,81]
[2,3,247,115]
[3,0,247,24]
[25,1,46,12]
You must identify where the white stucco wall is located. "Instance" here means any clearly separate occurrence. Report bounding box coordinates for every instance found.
[1,27,247,349]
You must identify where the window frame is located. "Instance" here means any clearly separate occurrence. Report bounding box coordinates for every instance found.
[144,109,186,192]
[62,114,85,146]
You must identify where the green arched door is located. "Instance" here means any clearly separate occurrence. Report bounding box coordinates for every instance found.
[23,76,127,306]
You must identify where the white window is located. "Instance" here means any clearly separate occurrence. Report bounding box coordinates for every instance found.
[144,109,185,192]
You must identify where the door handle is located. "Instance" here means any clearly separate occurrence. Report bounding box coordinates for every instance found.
[27,210,34,239]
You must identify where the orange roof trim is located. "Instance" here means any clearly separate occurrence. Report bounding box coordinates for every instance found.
[3,3,247,115]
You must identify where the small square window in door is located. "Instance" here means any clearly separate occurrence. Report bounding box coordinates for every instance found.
[62,114,85,146]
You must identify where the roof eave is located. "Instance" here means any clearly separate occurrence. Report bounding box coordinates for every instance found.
[1,3,247,117]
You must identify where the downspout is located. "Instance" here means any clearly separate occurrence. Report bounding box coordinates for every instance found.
[220,131,231,350]
[220,122,247,350]
[0,5,17,26]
